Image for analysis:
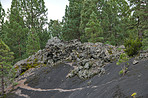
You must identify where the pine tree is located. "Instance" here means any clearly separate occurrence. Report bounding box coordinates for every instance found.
[26,28,40,56]
[129,0,148,49]
[21,0,48,49]
[62,0,82,41]
[142,30,148,50]
[48,19,62,39]
[39,27,50,48]
[80,0,98,42]
[2,0,28,62]
[62,5,69,40]
[0,2,5,37]
[98,0,130,45]
[117,0,131,44]
[85,11,103,43]
[0,39,14,96]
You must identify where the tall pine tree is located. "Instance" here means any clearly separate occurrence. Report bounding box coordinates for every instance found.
[62,0,82,41]
[129,0,148,49]
[26,28,40,56]
[48,19,62,39]
[80,0,98,42]
[98,0,130,45]
[2,0,28,62]
[21,0,48,49]
[0,39,14,96]
[0,2,5,37]
[85,11,103,43]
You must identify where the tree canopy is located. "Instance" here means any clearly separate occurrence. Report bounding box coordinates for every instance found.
[0,0,147,64]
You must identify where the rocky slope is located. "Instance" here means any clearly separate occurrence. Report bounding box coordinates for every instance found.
[5,59,148,98]
[14,37,124,79]
[3,37,148,98]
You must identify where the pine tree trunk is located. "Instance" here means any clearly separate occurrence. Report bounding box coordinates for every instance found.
[1,64,4,96]
[18,41,22,57]
[137,16,143,41]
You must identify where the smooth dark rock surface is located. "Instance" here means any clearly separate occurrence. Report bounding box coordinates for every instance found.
[6,59,148,98]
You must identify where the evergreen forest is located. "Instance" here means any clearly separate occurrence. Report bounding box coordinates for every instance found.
[0,0,147,63]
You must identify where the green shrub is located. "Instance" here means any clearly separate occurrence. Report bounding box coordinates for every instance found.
[116,53,129,65]
[142,30,148,50]
[119,67,128,75]
[105,41,111,45]
[116,53,129,76]
[124,38,142,56]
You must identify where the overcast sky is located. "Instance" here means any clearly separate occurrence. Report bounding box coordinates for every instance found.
[0,0,69,21]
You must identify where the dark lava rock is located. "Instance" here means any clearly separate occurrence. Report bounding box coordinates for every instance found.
[5,59,148,98]
[8,37,148,98]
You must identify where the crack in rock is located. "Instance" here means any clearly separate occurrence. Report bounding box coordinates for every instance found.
[15,89,30,98]
[14,77,121,94]
[18,79,84,92]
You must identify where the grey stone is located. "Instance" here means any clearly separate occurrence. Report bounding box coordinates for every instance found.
[133,60,139,65]
[84,63,90,69]
[118,45,125,49]
[14,37,125,78]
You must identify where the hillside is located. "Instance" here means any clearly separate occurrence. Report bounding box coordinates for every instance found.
[3,37,148,98]
[1,0,148,98]
[5,60,148,98]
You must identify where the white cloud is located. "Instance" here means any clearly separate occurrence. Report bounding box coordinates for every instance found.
[1,0,12,12]
[45,0,69,21]
[1,0,69,22]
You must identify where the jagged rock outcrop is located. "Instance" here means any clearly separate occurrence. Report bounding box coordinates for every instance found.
[15,37,125,79]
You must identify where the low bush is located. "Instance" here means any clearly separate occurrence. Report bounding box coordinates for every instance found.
[124,38,142,56]
[116,53,129,76]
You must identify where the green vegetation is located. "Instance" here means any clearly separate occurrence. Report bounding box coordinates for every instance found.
[48,19,62,39]
[21,0,48,49]
[116,53,129,75]
[2,0,29,62]
[0,2,5,33]
[124,37,142,56]
[0,0,147,95]
[116,53,129,65]
[62,0,147,49]
[0,0,147,63]
[129,0,148,50]
[119,67,128,75]
[0,39,15,97]
[85,11,103,43]
[0,0,49,63]
[20,58,46,76]
[62,0,82,41]
[1,3,16,97]
[26,28,40,56]
[142,30,148,50]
